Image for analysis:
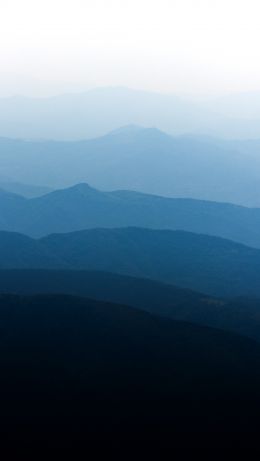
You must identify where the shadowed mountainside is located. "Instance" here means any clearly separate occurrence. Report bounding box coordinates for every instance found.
[0,293,260,439]
[2,227,260,298]
[0,269,260,342]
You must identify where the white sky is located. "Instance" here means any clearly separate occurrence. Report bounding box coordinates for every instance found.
[0,0,260,97]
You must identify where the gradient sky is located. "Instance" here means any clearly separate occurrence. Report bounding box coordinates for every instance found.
[1,0,260,97]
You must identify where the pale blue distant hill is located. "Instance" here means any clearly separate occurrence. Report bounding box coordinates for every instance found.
[1,126,260,206]
[0,180,52,198]
[1,87,260,140]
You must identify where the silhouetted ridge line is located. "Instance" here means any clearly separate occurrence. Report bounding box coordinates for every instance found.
[1,183,260,247]
[1,227,260,298]
[1,268,260,342]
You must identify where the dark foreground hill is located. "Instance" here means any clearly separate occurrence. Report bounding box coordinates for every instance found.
[2,228,260,297]
[2,183,260,248]
[1,269,260,342]
[0,293,260,440]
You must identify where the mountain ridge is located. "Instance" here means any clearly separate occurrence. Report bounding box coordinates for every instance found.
[1,86,260,140]
[1,125,260,206]
[1,183,260,247]
[1,227,260,297]
[1,269,260,342]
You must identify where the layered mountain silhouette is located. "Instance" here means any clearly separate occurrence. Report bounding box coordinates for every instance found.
[1,293,260,440]
[1,269,260,342]
[1,126,260,205]
[3,86,260,441]
[2,184,260,247]
[2,227,260,297]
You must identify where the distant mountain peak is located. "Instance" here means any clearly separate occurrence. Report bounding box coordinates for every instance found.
[35,182,104,205]
[48,183,103,199]
[141,126,171,137]
[107,125,172,141]
[108,125,145,136]
[69,182,95,191]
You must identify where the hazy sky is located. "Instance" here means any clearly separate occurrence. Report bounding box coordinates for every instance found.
[1,0,260,97]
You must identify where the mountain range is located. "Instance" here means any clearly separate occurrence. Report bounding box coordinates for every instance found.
[2,184,260,248]
[1,87,260,140]
[2,86,260,438]
[1,126,260,206]
[2,227,260,298]
[1,269,260,342]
